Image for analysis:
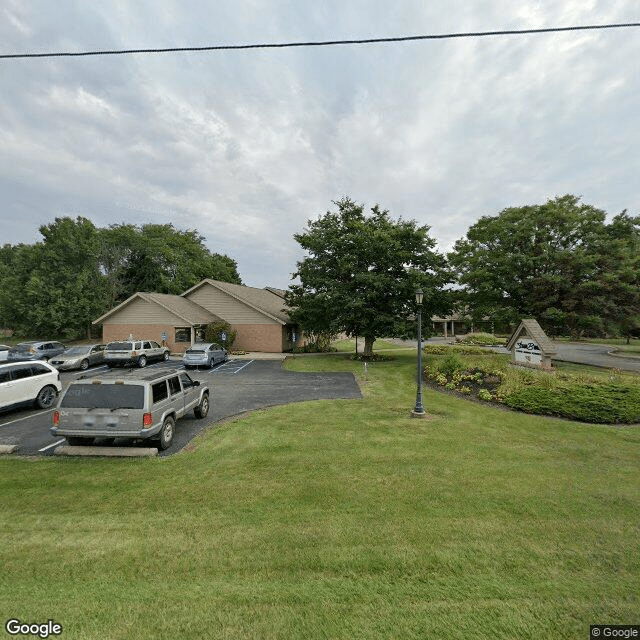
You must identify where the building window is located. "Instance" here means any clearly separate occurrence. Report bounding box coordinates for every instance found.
[175,327,191,343]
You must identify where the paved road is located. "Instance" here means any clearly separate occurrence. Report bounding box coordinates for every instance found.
[387,337,640,373]
[0,358,362,457]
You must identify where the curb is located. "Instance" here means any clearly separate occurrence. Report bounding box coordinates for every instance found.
[54,446,158,457]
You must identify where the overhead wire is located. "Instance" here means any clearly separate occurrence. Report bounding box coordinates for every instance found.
[1,22,639,60]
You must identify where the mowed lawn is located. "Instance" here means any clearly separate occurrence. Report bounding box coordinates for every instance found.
[1,349,638,639]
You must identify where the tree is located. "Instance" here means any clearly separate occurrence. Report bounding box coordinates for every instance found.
[285,197,451,355]
[448,195,640,338]
[100,223,242,303]
[0,217,242,339]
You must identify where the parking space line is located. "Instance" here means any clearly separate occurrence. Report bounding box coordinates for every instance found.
[230,359,254,374]
[0,409,53,428]
[39,439,66,452]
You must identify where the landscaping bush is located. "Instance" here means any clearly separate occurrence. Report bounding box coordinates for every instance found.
[456,332,505,346]
[438,354,464,377]
[502,382,640,424]
[423,343,488,356]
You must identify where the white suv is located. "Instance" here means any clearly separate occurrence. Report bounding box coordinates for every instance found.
[0,361,62,411]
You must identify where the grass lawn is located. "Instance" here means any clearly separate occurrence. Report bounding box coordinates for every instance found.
[1,350,638,639]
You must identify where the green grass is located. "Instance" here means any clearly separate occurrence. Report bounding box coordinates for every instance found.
[1,352,639,639]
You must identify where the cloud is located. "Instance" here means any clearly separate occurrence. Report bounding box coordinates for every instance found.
[1,1,639,287]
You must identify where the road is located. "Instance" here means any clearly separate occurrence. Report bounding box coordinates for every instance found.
[0,358,362,457]
[388,337,640,373]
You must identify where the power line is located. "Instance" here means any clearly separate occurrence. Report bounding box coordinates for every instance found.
[1,22,639,60]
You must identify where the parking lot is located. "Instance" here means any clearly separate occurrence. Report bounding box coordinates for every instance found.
[0,358,362,457]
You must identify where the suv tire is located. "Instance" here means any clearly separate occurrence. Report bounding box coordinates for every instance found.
[137,355,147,368]
[36,385,58,409]
[163,351,170,361]
[194,393,209,419]
[158,416,174,450]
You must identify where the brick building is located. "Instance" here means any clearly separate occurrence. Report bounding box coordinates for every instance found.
[93,279,301,353]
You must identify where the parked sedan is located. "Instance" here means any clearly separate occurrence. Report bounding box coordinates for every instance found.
[7,341,66,362]
[0,345,10,362]
[183,343,228,369]
[50,344,106,371]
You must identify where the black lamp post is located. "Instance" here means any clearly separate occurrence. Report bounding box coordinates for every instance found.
[411,289,426,417]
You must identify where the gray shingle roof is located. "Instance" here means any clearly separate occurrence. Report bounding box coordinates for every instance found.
[183,279,291,324]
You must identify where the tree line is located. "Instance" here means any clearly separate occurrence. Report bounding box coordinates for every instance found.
[0,217,241,339]
[286,195,640,354]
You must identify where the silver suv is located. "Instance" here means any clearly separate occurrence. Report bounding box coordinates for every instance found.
[104,340,170,368]
[7,341,66,362]
[51,367,209,450]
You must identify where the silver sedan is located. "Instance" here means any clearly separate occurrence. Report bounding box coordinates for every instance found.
[49,344,106,371]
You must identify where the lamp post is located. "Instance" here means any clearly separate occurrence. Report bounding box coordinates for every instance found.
[411,288,426,418]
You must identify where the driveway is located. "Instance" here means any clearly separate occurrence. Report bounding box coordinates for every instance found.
[0,359,362,457]
[387,337,640,373]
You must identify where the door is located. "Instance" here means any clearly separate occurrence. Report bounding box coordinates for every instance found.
[178,372,200,412]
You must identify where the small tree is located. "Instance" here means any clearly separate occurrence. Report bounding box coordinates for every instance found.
[286,197,451,355]
[204,320,237,350]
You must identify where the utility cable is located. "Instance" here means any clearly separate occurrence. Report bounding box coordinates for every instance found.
[1,22,639,60]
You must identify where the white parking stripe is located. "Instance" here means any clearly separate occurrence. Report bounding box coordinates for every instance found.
[0,409,53,428]
[231,359,254,373]
[39,439,66,452]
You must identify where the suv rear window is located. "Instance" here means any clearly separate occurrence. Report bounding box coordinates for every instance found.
[12,344,32,352]
[107,342,133,350]
[61,384,144,409]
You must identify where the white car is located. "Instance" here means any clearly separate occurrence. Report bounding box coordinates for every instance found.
[0,361,62,411]
[0,345,10,362]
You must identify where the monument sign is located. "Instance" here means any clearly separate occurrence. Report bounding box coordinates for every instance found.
[506,319,556,369]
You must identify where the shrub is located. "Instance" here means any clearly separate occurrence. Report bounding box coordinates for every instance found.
[502,382,640,424]
[204,321,237,350]
[477,389,494,402]
[456,332,505,346]
[423,344,490,356]
[438,354,464,377]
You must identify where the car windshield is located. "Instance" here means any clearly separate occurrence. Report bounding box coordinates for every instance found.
[64,347,91,356]
[107,342,133,350]
[61,384,144,409]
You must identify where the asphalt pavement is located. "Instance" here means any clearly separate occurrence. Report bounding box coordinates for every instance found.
[0,358,362,458]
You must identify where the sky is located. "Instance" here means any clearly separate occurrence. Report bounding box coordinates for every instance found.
[1,1,639,289]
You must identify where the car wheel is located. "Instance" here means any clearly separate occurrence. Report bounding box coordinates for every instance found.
[35,385,58,409]
[163,351,170,361]
[66,436,93,446]
[157,416,175,450]
[80,359,89,371]
[194,393,209,419]
[137,355,147,368]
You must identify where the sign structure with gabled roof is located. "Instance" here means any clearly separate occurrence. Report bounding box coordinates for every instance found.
[506,319,557,369]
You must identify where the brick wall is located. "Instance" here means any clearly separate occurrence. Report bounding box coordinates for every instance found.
[231,324,284,352]
[100,322,285,353]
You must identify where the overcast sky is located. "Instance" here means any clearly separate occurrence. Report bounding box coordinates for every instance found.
[1,1,639,289]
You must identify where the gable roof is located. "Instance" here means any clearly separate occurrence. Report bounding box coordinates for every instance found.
[506,318,557,354]
[93,292,219,326]
[182,279,290,325]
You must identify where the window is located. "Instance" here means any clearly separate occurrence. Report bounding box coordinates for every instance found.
[12,366,33,380]
[61,384,144,409]
[0,370,11,384]
[30,364,50,376]
[175,328,191,343]
[152,381,169,404]
[143,342,152,349]
[179,373,195,390]
[168,376,181,396]
[150,341,160,348]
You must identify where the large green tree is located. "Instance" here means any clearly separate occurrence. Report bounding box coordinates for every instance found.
[448,195,640,338]
[285,197,451,355]
[0,217,242,339]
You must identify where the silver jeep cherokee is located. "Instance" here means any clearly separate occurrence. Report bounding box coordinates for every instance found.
[51,367,209,450]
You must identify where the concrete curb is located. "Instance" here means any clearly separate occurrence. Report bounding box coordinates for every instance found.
[0,444,18,454]
[54,446,158,457]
